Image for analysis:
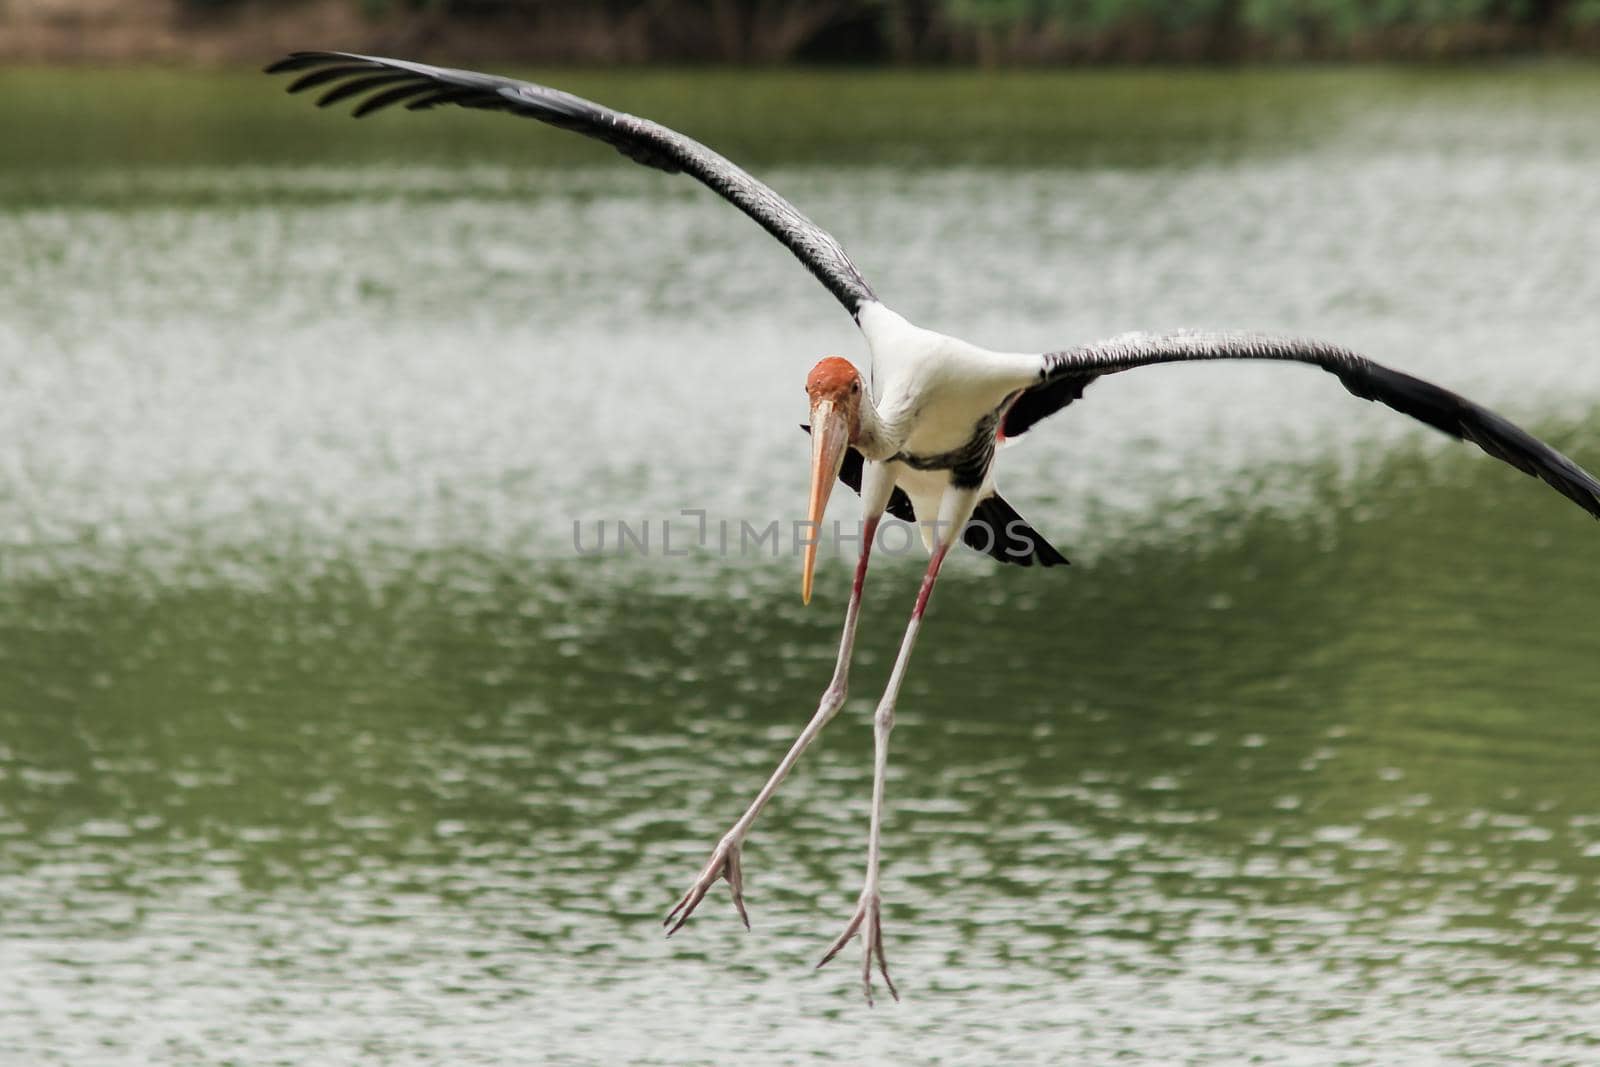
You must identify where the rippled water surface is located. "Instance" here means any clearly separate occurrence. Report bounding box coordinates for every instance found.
[2,68,1599,1064]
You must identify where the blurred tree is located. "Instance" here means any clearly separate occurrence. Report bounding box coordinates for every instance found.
[680,0,882,61]
[158,0,1600,59]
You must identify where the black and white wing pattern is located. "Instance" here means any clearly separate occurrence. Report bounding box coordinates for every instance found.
[1019,330,1600,519]
[265,52,878,318]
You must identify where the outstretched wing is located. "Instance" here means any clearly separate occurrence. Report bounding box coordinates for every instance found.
[1021,330,1600,519]
[265,51,879,318]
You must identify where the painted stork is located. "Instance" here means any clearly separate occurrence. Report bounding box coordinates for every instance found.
[268,52,1600,1004]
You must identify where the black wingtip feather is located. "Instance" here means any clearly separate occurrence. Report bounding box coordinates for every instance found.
[352,81,442,118]
[286,64,380,94]
[316,73,415,109]
[263,55,312,75]
[1342,363,1600,521]
[265,52,348,75]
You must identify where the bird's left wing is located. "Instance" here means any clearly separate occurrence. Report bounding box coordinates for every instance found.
[1012,330,1600,519]
[266,52,879,318]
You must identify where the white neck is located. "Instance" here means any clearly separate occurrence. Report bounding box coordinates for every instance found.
[853,398,898,462]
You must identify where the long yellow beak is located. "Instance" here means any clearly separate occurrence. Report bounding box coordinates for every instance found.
[802,399,850,605]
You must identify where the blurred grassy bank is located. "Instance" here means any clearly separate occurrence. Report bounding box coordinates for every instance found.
[5,0,1600,64]
[5,63,1600,187]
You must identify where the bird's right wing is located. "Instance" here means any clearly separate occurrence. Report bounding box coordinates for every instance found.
[1017,330,1600,520]
[266,51,879,318]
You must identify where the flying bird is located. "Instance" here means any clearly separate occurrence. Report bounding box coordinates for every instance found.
[267,52,1600,1004]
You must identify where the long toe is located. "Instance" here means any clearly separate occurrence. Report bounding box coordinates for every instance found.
[869,907,898,1003]
[726,848,749,930]
[817,908,864,969]
[664,836,748,936]
[819,895,896,1005]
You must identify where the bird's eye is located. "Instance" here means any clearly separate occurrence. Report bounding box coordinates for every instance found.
[851,381,860,394]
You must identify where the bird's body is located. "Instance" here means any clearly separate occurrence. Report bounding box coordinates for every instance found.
[851,303,1041,548]
[861,302,1035,461]
[267,51,1600,1004]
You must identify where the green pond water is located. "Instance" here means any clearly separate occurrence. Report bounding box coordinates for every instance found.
[1,65,1599,1063]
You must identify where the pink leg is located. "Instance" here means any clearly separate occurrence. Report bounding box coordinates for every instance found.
[665,516,882,935]
[818,539,953,1004]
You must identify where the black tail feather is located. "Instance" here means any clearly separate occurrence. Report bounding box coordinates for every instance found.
[964,493,1070,567]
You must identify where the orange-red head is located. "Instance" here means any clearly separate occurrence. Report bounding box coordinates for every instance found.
[806,356,862,399]
[802,357,865,605]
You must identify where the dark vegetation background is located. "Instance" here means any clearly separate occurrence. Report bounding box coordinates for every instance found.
[5,0,1600,63]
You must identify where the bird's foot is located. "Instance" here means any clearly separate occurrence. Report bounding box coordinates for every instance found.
[817,891,898,1005]
[664,831,749,936]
